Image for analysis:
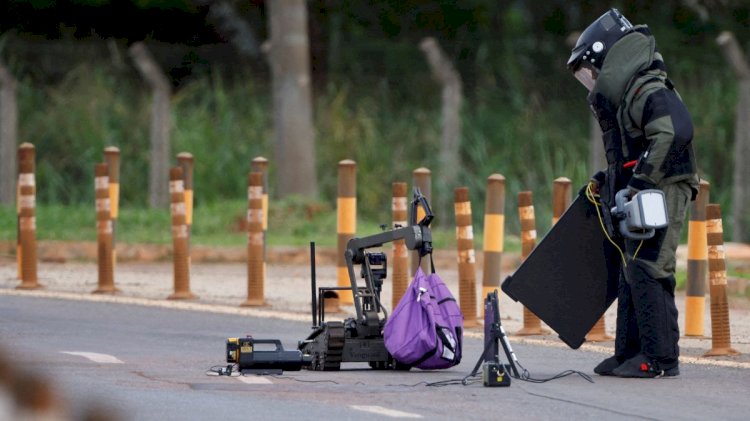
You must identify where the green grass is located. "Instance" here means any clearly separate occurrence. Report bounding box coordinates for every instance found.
[0,200,521,254]
[675,266,750,292]
[676,269,687,290]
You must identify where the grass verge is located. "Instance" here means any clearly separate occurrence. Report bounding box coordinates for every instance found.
[1,201,518,252]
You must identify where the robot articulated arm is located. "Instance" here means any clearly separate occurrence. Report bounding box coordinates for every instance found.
[345,187,433,265]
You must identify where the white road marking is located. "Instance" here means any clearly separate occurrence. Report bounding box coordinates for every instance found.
[350,405,423,419]
[6,290,748,371]
[237,375,272,385]
[61,351,124,364]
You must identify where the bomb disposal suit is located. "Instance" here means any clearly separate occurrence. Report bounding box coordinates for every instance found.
[568,9,699,378]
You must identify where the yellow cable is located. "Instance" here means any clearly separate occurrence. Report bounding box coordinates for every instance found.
[632,239,644,261]
[585,183,650,268]
[585,182,628,267]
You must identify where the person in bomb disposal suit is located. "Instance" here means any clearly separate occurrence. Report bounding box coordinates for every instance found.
[567,9,699,377]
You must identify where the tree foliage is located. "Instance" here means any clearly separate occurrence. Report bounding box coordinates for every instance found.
[1,0,748,232]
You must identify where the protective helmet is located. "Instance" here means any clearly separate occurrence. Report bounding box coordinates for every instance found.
[567,8,634,91]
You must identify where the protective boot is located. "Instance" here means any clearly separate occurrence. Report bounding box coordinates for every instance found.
[593,355,625,376]
[612,352,679,378]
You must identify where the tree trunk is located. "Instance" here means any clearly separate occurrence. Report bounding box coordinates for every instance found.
[267,0,317,198]
[0,62,18,206]
[420,37,463,222]
[129,42,172,209]
[716,31,750,243]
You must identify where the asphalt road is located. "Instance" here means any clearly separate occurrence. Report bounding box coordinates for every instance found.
[1,295,748,421]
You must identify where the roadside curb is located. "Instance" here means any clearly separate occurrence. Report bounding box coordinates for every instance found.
[3,287,748,371]
[0,287,310,323]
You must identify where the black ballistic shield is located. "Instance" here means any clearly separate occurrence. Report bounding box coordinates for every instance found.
[501,195,621,349]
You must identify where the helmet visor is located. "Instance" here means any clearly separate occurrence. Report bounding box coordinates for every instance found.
[574,66,596,92]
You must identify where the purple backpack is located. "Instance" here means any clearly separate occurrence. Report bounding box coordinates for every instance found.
[384,264,464,370]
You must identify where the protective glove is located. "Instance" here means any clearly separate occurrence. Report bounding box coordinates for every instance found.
[625,186,638,199]
[578,170,606,198]
[590,171,606,192]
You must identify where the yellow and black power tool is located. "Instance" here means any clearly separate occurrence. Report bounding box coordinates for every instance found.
[226,336,311,374]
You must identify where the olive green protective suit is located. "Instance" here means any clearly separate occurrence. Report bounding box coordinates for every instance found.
[589,26,699,365]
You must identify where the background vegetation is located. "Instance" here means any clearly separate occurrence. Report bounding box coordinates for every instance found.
[0,1,747,245]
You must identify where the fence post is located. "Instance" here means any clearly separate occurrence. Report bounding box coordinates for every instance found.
[411,167,432,275]
[336,159,356,306]
[716,31,750,243]
[0,61,18,206]
[93,163,117,294]
[129,42,171,209]
[515,191,548,335]
[167,167,196,300]
[455,187,478,327]
[703,204,740,356]
[391,181,409,307]
[482,174,505,305]
[17,143,39,290]
[243,171,266,307]
[419,37,462,221]
[103,147,120,273]
[685,180,710,337]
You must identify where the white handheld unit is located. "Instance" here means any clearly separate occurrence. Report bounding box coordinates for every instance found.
[612,189,668,240]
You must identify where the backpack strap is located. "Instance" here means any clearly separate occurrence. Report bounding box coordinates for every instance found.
[417,252,437,274]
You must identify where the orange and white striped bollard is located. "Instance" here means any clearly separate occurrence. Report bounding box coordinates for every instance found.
[104,147,120,275]
[391,182,409,307]
[251,156,269,232]
[242,171,266,307]
[455,187,478,328]
[685,180,710,336]
[16,143,39,290]
[703,204,740,357]
[177,152,194,271]
[177,152,194,231]
[515,191,548,335]
[93,163,117,294]
[167,167,196,300]
[336,160,356,306]
[482,174,505,306]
